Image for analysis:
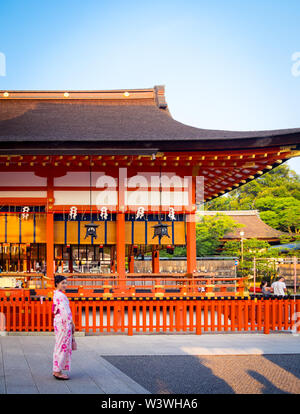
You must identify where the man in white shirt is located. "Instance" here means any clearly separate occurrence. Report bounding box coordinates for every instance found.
[271,277,287,297]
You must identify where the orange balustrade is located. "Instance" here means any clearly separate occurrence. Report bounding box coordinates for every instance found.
[0,297,299,335]
[63,276,248,298]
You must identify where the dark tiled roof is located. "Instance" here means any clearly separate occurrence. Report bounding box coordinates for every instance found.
[0,86,300,152]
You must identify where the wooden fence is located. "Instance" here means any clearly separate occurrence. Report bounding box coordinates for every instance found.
[1,297,300,335]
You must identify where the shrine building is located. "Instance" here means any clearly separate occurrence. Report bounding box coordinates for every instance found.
[0,86,299,289]
[200,210,289,245]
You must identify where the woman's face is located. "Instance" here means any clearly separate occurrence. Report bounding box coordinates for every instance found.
[57,279,67,291]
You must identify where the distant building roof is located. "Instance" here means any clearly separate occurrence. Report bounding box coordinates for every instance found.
[198,210,286,241]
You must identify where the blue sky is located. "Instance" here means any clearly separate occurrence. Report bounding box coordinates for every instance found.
[0,0,299,173]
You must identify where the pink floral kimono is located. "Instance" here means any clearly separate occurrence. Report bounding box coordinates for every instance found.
[52,290,73,372]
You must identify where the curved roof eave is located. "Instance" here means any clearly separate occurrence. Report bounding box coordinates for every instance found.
[0,86,299,152]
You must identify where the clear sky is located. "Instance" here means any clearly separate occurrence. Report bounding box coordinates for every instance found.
[0,0,299,173]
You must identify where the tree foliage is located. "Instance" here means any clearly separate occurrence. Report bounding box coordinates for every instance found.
[159,213,240,257]
[206,164,300,234]
[221,238,281,278]
[195,213,241,256]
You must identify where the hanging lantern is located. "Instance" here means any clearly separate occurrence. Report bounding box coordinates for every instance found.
[152,222,170,241]
[84,223,99,239]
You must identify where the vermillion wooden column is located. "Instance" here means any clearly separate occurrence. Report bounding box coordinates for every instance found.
[46,176,54,287]
[69,247,73,273]
[46,212,54,283]
[110,246,116,273]
[26,245,31,273]
[186,214,197,273]
[129,255,135,273]
[152,247,160,273]
[116,212,125,283]
[116,169,126,287]
[186,175,197,274]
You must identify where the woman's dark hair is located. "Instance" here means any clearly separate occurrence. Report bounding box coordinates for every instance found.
[54,275,67,287]
[260,280,267,289]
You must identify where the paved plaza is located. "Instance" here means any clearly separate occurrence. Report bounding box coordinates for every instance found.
[0,333,300,394]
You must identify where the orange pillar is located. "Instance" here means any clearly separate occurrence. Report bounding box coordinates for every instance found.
[264,299,270,334]
[46,212,54,286]
[296,300,300,333]
[69,246,73,273]
[186,174,197,274]
[110,246,116,273]
[26,244,31,273]
[186,213,197,273]
[187,177,197,274]
[46,175,54,287]
[152,247,160,273]
[129,255,135,273]
[116,212,125,285]
[117,168,126,287]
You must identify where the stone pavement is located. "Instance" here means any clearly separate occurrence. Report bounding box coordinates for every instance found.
[0,333,300,394]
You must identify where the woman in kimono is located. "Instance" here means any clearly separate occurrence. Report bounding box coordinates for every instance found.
[52,275,75,380]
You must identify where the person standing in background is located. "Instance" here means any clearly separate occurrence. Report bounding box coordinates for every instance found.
[260,280,272,298]
[271,277,287,298]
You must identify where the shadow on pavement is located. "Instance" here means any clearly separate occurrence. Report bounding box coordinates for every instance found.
[247,370,290,394]
[103,355,235,394]
[263,354,300,380]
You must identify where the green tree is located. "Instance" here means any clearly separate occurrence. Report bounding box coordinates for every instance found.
[206,164,300,236]
[255,196,300,233]
[195,213,241,256]
[159,213,241,257]
[221,238,281,278]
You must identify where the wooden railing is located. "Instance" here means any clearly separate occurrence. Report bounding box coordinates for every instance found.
[0,275,247,298]
[61,276,247,297]
[0,297,299,335]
